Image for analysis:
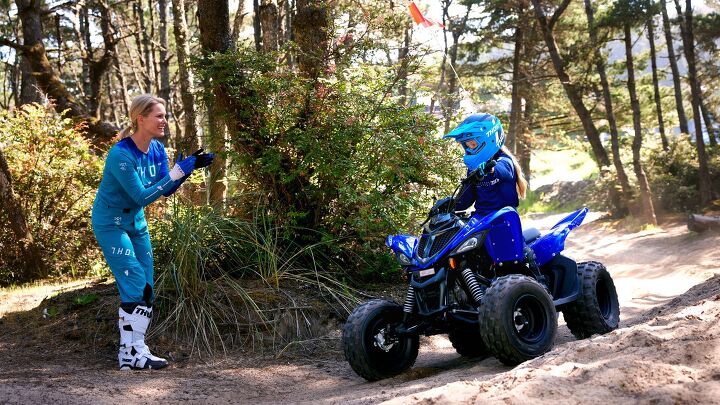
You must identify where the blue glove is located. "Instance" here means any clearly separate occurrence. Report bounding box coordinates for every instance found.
[462,160,497,184]
[191,148,215,169]
[169,153,196,181]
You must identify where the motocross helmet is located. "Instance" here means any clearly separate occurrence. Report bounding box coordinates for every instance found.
[444,113,505,171]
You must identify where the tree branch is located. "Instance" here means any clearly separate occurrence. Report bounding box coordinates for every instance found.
[549,0,572,29]
[0,36,26,51]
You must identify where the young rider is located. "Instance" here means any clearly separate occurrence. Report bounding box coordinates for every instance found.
[91,94,214,370]
[444,113,541,278]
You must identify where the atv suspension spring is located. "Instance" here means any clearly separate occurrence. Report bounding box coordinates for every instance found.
[461,268,485,305]
[403,287,415,314]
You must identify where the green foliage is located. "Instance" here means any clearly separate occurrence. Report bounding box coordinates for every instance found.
[644,137,720,212]
[195,45,459,279]
[150,201,358,354]
[0,104,103,283]
[72,293,99,306]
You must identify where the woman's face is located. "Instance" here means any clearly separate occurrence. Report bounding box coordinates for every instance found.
[137,103,167,138]
[463,139,479,150]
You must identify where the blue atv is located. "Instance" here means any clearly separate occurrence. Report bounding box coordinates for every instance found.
[342,176,620,381]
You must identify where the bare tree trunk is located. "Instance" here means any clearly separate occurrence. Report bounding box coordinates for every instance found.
[136,0,152,92]
[661,0,689,135]
[508,9,524,154]
[253,0,261,51]
[80,4,92,105]
[231,0,246,44]
[197,0,232,207]
[293,0,329,80]
[518,95,533,184]
[647,17,668,151]
[584,0,632,213]
[700,100,717,147]
[442,3,472,135]
[158,0,172,143]
[398,24,411,106]
[675,0,713,206]
[259,1,279,52]
[17,0,42,105]
[172,0,199,153]
[0,146,45,279]
[624,23,657,226]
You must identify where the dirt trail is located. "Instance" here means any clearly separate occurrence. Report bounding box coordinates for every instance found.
[1,215,719,404]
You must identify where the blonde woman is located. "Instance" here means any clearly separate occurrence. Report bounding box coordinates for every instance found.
[91,94,214,370]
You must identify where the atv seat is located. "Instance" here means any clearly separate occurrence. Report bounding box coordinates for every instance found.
[522,227,541,244]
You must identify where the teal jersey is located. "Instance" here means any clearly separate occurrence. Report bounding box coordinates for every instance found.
[93,137,174,213]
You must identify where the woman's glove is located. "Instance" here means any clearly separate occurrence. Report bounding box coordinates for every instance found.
[191,148,215,169]
[169,153,197,181]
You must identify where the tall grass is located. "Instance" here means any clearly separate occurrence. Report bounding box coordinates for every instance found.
[150,201,358,357]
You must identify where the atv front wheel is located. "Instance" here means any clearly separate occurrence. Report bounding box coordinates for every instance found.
[342,299,419,381]
[479,275,557,366]
[448,326,489,358]
[563,261,620,339]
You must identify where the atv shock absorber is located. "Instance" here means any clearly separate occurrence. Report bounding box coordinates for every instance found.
[403,286,415,315]
[461,268,485,305]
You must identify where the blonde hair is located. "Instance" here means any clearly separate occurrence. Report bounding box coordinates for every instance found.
[119,94,166,138]
[500,145,528,199]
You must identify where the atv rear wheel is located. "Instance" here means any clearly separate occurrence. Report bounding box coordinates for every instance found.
[448,326,489,358]
[342,299,419,381]
[479,275,557,366]
[563,261,620,339]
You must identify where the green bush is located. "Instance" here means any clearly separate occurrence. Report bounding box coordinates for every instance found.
[196,46,460,280]
[644,137,720,212]
[0,104,103,283]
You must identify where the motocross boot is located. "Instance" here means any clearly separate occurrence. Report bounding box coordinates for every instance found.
[118,304,168,370]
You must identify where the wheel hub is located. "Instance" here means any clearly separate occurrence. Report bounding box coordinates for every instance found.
[514,309,528,332]
[374,328,397,352]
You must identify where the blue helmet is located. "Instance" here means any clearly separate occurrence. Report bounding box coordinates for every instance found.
[444,113,505,171]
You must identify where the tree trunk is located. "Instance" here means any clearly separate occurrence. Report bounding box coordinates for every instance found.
[86,2,116,119]
[197,0,232,207]
[0,146,46,279]
[12,0,118,146]
[231,0,246,44]
[508,9,524,154]
[253,0,261,52]
[647,17,668,151]
[530,0,610,169]
[518,95,533,184]
[661,0,689,135]
[583,0,632,213]
[398,25,411,106]
[624,23,657,226]
[700,100,717,147]
[136,1,152,92]
[675,0,713,206]
[17,0,42,105]
[171,0,199,153]
[158,0,172,142]
[259,1,279,53]
[293,0,329,81]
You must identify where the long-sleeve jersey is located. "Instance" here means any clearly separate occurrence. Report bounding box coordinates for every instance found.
[93,137,175,212]
[455,151,519,216]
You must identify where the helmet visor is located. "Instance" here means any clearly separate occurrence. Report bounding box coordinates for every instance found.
[460,139,485,155]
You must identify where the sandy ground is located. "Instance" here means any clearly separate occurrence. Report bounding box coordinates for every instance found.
[1,214,719,404]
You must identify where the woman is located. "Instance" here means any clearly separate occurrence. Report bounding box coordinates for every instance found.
[443,113,527,215]
[92,94,214,370]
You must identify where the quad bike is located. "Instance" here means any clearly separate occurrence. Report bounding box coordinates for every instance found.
[342,174,620,381]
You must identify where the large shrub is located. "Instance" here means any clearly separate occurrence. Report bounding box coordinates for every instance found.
[644,137,720,212]
[0,104,103,282]
[196,47,460,279]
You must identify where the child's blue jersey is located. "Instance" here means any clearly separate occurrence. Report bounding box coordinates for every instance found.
[455,151,519,216]
[93,137,174,214]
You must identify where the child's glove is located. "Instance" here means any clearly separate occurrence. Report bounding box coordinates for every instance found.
[462,160,497,184]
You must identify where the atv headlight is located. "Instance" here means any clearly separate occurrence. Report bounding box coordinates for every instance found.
[396,253,413,266]
[452,232,487,255]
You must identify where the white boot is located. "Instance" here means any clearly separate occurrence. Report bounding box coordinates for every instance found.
[118,305,168,370]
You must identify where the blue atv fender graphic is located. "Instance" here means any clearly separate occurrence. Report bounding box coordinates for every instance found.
[387,207,589,269]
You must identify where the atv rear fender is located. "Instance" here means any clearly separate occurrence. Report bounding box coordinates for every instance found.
[529,208,588,266]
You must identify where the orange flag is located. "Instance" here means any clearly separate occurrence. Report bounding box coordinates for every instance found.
[409,2,445,28]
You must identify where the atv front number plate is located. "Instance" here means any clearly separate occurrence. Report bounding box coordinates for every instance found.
[418,268,435,277]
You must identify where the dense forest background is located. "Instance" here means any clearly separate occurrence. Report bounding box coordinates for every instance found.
[0,0,718,351]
